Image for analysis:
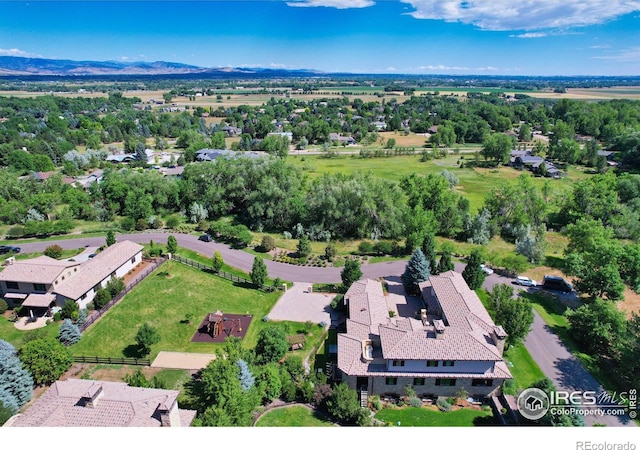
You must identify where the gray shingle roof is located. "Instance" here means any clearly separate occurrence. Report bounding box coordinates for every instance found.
[0,256,80,284]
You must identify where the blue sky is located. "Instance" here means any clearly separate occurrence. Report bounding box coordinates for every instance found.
[0,0,639,76]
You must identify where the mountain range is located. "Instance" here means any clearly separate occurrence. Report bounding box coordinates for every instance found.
[0,56,324,77]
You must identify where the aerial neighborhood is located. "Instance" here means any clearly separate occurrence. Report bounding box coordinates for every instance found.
[1,57,640,432]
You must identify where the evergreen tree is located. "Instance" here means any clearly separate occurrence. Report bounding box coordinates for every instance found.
[340,259,362,292]
[212,250,224,273]
[250,257,268,288]
[237,359,255,392]
[462,248,486,290]
[437,242,455,273]
[421,233,438,275]
[296,235,312,258]
[135,323,160,357]
[57,319,82,346]
[0,340,33,411]
[401,248,430,295]
[166,235,178,254]
[106,230,116,247]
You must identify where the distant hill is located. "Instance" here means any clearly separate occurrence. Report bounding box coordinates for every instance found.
[0,56,324,77]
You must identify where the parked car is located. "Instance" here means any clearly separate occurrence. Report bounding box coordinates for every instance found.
[542,275,573,293]
[199,234,213,242]
[516,276,536,287]
[0,245,20,254]
[480,264,494,275]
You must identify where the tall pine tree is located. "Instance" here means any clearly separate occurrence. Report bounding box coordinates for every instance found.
[402,248,431,296]
[421,233,438,275]
[0,340,33,413]
[462,248,486,290]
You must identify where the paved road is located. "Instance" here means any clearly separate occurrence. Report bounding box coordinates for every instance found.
[12,232,637,426]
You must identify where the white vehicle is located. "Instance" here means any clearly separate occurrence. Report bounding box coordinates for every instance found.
[516,276,536,287]
[480,264,494,275]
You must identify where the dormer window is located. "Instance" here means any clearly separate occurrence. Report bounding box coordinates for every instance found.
[392,360,405,367]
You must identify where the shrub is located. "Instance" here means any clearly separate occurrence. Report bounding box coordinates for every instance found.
[409,397,423,408]
[61,299,79,321]
[436,397,452,412]
[260,235,276,252]
[165,215,181,229]
[135,218,148,231]
[52,311,61,322]
[324,243,337,261]
[120,216,136,231]
[44,244,63,259]
[358,241,374,255]
[106,277,125,298]
[135,323,160,357]
[0,299,7,315]
[93,287,111,310]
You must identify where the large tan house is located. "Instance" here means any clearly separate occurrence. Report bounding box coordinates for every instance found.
[4,379,196,427]
[337,271,512,400]
[0,240,143,314]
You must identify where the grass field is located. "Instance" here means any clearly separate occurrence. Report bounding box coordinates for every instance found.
[375,405,496,426]
[502,343,545,390]
[255,405,335,427]
[70,260,283,358]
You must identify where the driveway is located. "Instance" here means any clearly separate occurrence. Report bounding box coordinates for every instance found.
[267,282,335,325]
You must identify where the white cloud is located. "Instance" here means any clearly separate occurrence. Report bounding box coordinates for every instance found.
[0,48,42,57]
[590,44,611,48]
[286,0,374,9]
[511,32,548,39]
[401,0,640,31]
[386,66,397,71]
[417,64,471,70]
[592,46,640,62]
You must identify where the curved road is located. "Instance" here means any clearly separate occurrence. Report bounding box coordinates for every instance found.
[11,232,636,427]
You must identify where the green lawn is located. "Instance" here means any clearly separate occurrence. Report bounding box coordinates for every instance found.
[375,406,496,426]
[70,260,283,359]
[0,316,61,350]
[255,405,335,427]
[503,343,546,390]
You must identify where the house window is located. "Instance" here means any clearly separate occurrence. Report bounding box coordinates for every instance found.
[80,294,87,301]
[6,281,19,289]
[472,379,493,387]
[435,378,456,386]
[74,268,77,272]
[131,257,136,264]
[392,360,405,367]
[426,360,438,367]
[385,377,398,386]
[33,283,46,292]
[413,378,425,386]
[443,360,455,367]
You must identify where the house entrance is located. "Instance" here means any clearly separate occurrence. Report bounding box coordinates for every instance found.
[356,377,368,391]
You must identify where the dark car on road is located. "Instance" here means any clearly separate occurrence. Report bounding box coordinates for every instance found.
[542,275,573,293]
[199,234,213,242]
[0,245,21,254]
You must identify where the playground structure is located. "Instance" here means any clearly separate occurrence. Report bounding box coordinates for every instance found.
[205,310,242,338]
[191,311,252,344]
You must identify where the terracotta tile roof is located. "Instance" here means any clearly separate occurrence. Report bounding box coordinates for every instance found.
[22,293,56,308]
[7,379,196,427]
[0,256,80,284]
[54,241,143,300]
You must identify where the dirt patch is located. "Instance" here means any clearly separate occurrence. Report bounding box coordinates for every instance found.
[121,259,154,285]
[618,287,640,319]
[61,363,163,382]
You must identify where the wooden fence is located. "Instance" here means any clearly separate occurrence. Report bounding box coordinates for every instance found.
[79,256,168,332]
[73,356,150,366]
[171,254,277,292]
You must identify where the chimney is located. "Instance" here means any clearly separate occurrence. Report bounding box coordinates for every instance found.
[491,326,507,355]
[82,383,103,408]
[433,319,445,339]
[420,309,427,326]
[157,397,181,427]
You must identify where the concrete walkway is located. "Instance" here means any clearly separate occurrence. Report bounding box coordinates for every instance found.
[13,316,48,330]
[267,282,335,325]
[151,351,216,370]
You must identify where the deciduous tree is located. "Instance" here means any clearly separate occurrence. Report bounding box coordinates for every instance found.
[19,339,72,386]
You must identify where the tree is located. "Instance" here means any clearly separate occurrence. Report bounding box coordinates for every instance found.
[237,359,255,392]
[61,299,79,321]
[488,284,533,349]
[566,299,626,356]
[325,382,366,425]
[437,242,455,273]
[0,340,33,413]
[421,233,438,275]
[254,362,282,404]
[212,250,224,273]
[401,248,431,295]
[296,235,312,258]
[340,259,362,292]
[526,378,584,427]
[166,235,178,254]
[189,202,208,224]
[255,327,288,364]
[324,243,337,262]
[19,338,73,386]
[250,256,268,287]
[43,244,63,259]
[481,133,513,164]
[462,248,486,290]
[106,230,116,247]
[260,235,275,252]
[106,277,125,298]
[93,286,111,310]
[57,319,82,346]
[135,323,160,357]
[515,225,547,264]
